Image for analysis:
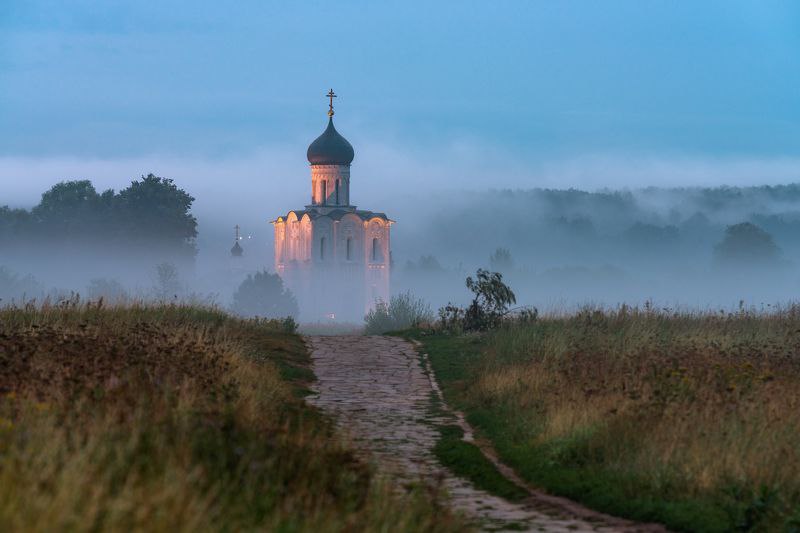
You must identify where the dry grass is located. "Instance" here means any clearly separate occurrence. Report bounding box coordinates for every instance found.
[421,305,800,531]
[0,301,465,532]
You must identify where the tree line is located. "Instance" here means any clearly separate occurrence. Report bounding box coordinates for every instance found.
[0,175,197,257]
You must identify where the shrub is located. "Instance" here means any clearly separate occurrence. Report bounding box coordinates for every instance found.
[364,291,434,334]
[437,303,465,334]
[439,269,516,332]
[231,270,299,319]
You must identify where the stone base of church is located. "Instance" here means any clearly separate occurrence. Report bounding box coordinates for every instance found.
[279,261,389,323]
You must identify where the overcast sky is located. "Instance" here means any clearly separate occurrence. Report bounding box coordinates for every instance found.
[2,1,800,207]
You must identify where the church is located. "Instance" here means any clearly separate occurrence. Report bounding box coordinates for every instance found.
[271,91,392,321]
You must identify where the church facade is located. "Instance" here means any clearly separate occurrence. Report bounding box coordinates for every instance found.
[271,92,392,321]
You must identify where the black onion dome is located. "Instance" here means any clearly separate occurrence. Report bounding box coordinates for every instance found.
[230,240,243,257]
[306,118,355,165]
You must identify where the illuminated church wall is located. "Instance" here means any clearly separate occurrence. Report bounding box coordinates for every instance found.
[272,91,391,321]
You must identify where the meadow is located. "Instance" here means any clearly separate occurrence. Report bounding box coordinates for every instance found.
[413,305,800,532]
[0,301,464,532]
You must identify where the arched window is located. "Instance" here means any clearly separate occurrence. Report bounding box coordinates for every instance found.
[320,237,325,260]
[372,238,379,262]
[346,237,352,261]
[335,180,340,204]
[321,181,327,204]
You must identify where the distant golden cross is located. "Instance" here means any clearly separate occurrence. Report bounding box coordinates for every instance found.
[327,89,336,117]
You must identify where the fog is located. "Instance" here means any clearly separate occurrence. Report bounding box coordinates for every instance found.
[2,145,800,320]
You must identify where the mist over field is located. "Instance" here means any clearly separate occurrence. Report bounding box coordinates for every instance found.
[2,148,800,319]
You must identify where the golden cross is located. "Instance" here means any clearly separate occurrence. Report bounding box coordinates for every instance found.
[326,89,336,117]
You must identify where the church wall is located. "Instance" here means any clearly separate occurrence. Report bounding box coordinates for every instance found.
[364,218,391,310]
[275,213,391,322]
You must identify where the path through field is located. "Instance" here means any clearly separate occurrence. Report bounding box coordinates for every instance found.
[307,335,664,532]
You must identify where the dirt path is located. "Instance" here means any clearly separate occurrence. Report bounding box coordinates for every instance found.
[307,335,664,532]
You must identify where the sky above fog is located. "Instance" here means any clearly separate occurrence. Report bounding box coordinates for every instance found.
[2,1,800,219]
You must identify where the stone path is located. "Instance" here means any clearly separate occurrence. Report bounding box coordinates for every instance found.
[307,335,665,533]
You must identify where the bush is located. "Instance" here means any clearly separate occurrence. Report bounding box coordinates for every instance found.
[438,269,516,332]
[364,291,434,334]
[231,270,298,319]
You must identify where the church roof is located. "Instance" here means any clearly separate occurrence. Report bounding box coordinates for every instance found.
[230,240,243,257]
[272,208,391,224]
[306,118,355,166]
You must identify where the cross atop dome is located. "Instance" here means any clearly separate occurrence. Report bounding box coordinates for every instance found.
[327,89,336,118]
[307,89,354,166]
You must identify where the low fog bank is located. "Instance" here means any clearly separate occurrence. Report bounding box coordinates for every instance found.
[3,148,800,319]
[389,185,800,312]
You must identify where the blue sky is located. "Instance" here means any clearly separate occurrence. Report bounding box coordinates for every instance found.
[2,0,799,161]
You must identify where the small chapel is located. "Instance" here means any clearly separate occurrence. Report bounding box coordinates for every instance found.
[271,91,392,321]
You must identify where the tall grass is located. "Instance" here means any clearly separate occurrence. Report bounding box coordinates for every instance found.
[0,301,465,532]
[365,292,434,335]
[418,305,800,532]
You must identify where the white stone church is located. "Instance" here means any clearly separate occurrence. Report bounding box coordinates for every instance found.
[271,91,392,321]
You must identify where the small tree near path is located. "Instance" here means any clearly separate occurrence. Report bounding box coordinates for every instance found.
[231,270,299,320]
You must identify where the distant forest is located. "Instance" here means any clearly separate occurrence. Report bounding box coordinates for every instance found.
[392,183,800,308]
[0,174,197,257]
[405,183,800,269]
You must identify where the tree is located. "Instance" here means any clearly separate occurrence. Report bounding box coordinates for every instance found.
[0,206,33,244]
[152,262,183,301]
[231,271,299,319]
[115,174,198,255]
[464,269,516,330]
[713,222,782,269]
[31,180,105,239]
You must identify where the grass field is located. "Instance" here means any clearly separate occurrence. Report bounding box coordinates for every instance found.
[410,306,800,532]
[0,301,465,532]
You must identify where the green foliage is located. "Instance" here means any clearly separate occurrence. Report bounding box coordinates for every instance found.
[433,423,528,502]
[231,270,299,319]
[713,222,782,269]
[0,175,197,256]
[439,269,516,332]
[364,291,433,334]
[115,174,198,254]
[31,180,107,238]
